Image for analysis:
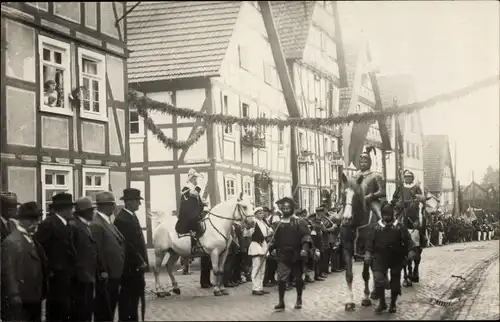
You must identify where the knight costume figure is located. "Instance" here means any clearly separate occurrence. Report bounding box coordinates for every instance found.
[355,146,386,223]
[176,168,209,254]
[268,197,312,312]
[365,202,416,314]
[392,169,427,281]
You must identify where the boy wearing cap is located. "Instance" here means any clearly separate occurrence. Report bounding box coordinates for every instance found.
[1,202,46,322]
[365,202,415,314]
[70,197,99,322]
[35,193,76,322]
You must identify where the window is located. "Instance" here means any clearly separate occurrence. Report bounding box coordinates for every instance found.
[259,112,267,136]
[299,132,305,151]
[416,145,420,159]
[39,35,71,115]
[264,63,278,88]
[225,177,236,200]
[82,167,109,201]
[356,104,361,112]
[243,179,253,198]
[241,103,249,134]
[324,137,329,154]
[278,129,284,145]
[129,109,144,137]
[279,185,285,198]
[238,45,250,70]
[406,141,410,157]
[41,164,74,215]
[411,143,415,158]
[78,48,107,121]
[222,95,233,135]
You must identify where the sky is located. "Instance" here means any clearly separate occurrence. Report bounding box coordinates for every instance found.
[338,1,499,184]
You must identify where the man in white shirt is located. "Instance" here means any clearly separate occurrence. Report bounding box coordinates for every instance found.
[248,207,273,295]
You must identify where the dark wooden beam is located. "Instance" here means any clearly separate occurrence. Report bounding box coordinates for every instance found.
[259,1,301,203]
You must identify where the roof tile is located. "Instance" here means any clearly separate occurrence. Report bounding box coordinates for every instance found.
[126,1,241,82]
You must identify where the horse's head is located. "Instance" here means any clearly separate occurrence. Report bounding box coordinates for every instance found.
[340,172,366,222]
[236,192,256,227]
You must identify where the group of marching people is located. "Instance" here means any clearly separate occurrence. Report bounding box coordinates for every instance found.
[177,155,427,314]
[0,188,148,322]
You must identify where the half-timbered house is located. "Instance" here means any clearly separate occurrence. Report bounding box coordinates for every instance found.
[378,74,425,198]
[0,2,129,214]
[127,1,292,245]
[270,1,347,211]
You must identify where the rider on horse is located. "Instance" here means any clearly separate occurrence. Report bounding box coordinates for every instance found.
[365,201,416,314]
[353,146,385,255]
[176,168,209,254]
[392,169,427,283]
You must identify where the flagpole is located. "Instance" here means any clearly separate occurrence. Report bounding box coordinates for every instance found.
[454,137,459,216]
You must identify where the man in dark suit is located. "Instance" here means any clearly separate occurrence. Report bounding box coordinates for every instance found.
[1,202,47,322]
[1,192,19,242]
[114,188,148,322]
[35,193,75,322]
[70,197,99,322]
[91,191,125,322]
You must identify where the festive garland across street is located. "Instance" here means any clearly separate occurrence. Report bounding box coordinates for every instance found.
[129,75,498,150]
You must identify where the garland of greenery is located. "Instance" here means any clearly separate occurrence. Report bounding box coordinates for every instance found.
[129,75,498,150]
[129,75,498,130]
[135,104,206,149]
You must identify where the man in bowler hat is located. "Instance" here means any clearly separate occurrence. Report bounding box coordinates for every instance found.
[2,202,47,322]
[91,191,125,322]
[70,197,99,322]
[35,193,76,321]
[115,188,148,321]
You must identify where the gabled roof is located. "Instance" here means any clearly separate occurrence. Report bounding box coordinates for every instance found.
[423,135,455,192]
[463,181,489,200]
[339,39,391,150]
[126,1,241,84]
[270,1,315,60]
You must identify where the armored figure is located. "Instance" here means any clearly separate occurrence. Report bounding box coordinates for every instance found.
[353,146,386,226]
[269,197,312,311]
[392,170,426,230]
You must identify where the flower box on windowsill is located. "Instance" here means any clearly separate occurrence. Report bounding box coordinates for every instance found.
[300,150,313,157]
[325,151,342,161]
[241,131,266,149]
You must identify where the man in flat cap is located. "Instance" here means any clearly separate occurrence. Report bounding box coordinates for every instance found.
[70,197,99,322]
[35,192,76,322]
[91,191,124,322]
[1,192,19,242]
[2,202,47,322]
[269,197,312,311]
[115,188,148,321]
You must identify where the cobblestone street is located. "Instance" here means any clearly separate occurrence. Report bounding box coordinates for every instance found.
[143,241,499,321]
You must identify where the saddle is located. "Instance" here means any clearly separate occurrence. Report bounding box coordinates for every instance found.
[177,218,207,255]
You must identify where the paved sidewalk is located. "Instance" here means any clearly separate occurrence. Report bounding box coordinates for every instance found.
[144,241,499,321]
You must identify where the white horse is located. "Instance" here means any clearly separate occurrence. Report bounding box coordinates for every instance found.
[151,193,255,297]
